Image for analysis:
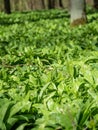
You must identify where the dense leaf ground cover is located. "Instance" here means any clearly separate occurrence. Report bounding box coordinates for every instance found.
[0,8,98,130]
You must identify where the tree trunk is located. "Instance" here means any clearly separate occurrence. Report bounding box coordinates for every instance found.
[4,0,11,14]
[32,0,44,10]
[41,0,45,9]
[48,0,55,9]
[59,0,64,8]
[70,0,87,26]
[62,0,69,9]
[94,0,98,9]
[11,0,19,11]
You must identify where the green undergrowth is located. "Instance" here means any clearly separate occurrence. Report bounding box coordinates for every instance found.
[0,8,98,130]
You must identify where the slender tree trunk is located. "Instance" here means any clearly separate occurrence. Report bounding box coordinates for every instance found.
[54,0,60,8]
[41,0,45,9]
[94,0,98,9]
[12,0,19,11]
[48,0,55,9]
[43,0,49,9]
[70,0,87,26]
[28,0,33,10]
[62,0,69,9]
[32,0,44,10]
[59,0,64,8]
[4,0,11,14]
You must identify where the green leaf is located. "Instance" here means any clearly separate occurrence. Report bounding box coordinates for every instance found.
[16,123,28,130]
[0,98,14,122]
[38,82,51,101]
[9,101,31,117]
[0,120,6,130]
[77,101,94,129]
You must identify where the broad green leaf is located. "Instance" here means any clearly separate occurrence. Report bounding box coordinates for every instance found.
[9,101,31,117]
[16,123,28,130]
[0,120,6,130]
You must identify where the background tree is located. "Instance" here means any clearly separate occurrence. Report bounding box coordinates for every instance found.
[48,0,55,9]
[94,0,98,9]
[54,0,63,8]
[70,0,87,26]
[1,0,97,13]
[4,0,11,14]
[59,0,64,8]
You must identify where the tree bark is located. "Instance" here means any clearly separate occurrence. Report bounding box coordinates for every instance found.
[32,0,44,10]
[62,0,69,9]
[41,0,45,9]
[54,0,60,8]
[12,0,19,11]
[4,0,11,14]
[59,0,64,8]
[70,0,87,26]
[48,0,55,9]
